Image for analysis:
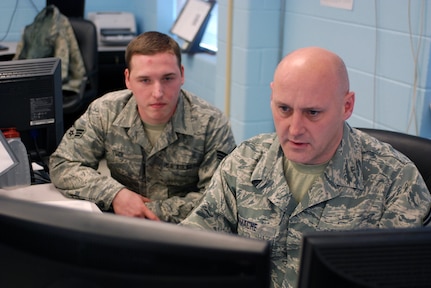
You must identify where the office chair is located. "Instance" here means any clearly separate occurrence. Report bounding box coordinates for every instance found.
[357,128,431,225]
[63,18,98,116]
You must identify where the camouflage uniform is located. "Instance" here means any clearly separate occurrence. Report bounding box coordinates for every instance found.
[13,5,85,93]
[49,89,236,223]
[181,123,431,288]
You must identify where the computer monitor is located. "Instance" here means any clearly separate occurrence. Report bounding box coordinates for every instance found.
[0,57,63,161]
[297,228,431,288]
[46,0,85,18]
[0,195,271,288]
[170,0,215,53]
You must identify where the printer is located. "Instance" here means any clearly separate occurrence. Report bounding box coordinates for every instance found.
[88,12,137,46]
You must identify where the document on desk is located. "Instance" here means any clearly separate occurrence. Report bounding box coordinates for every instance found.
[0,131,18,176]
[40,200,95,212]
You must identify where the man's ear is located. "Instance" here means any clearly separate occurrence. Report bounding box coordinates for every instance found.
[180,65,185,85]
[124,68,131,89]
[343,91,355,120]
[270,81,274,101]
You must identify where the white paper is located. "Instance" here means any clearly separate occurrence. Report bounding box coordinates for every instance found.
[0,133,17,176]
[32,162,44,171]
[0,143,15,174]
[321,0,354,10]
[40,200,95,212]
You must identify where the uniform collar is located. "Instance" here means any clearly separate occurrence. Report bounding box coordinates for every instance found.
[170,90,194,136]
[324,122,364,190]
[295,123,365,214]
[250,123,364,213]
[251,136,293,211]
[113,89,194,136]
[112,90,195,155]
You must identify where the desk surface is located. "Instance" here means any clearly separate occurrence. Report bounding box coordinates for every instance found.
[0,183,101,213]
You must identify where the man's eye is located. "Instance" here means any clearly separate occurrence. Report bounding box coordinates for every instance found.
[279,105,289,113]
[308,110,320,117]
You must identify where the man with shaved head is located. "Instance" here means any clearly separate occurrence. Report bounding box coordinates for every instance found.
[181,47,431,288]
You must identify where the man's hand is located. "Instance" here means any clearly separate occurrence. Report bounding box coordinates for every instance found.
[112,188,160,221]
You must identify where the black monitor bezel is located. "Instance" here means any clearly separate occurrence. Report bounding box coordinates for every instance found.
[46,0,85,18]
[298,228,431,288]
[0,195,271,288]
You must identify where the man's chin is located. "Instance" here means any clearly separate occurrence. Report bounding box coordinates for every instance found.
[284,152,310,165]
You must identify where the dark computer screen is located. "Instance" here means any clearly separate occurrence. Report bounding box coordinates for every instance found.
[46,0,85,18]
[0,195,271,288]
[0,57,63,161]
[298,228,431,288]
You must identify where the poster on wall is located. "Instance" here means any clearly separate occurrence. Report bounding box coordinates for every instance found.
[320,0,354,10]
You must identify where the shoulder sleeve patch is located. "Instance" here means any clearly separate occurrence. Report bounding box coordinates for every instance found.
[67,128,85,139]
[217,150,228,161]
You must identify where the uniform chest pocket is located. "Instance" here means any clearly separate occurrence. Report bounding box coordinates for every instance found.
[237,215,280,241]
[237,215,288,261]
[105,147,142,181]
[161,161,200,185]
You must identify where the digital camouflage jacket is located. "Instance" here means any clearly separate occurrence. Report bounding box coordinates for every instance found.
[49,89,236,223]
[181,123,431,288]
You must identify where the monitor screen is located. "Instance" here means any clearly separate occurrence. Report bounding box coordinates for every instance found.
[0,195,271,288]
[170,0,215,53]
[46,0,85,18]
[0,58,63,162]
[298,228,431,288]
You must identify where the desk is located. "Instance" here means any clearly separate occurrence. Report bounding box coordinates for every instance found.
[0,183,101,213]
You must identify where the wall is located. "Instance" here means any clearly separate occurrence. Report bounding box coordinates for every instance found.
[281,0,431,138]
[214,0,281,141]
[0,0,42,41]
[215,0,431,142]
[1,0,430,143]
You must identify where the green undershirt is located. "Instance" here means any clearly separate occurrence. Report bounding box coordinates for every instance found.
[284,158,328,203]
[143,122,166,147]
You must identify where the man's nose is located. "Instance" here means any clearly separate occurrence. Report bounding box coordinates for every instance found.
[152,82,163,98]
[288,112,305,136]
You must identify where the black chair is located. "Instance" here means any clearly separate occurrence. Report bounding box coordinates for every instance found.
[63,18,98,117]
[357,128,431,224]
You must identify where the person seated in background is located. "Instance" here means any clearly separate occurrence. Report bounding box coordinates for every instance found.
[49,31,236,223]
[180,47,431,288]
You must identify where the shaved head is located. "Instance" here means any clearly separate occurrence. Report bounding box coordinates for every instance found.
[270,47,355,164]
[274,47,350,100]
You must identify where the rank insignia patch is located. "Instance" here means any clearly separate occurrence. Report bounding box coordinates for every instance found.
[67,128,85,139]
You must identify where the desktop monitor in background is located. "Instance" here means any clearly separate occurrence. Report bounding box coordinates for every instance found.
[0,196,271,288]
[0,57,63,162]
[46,0,85,18]
[298,228,431,288]
[170,0,215,54]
